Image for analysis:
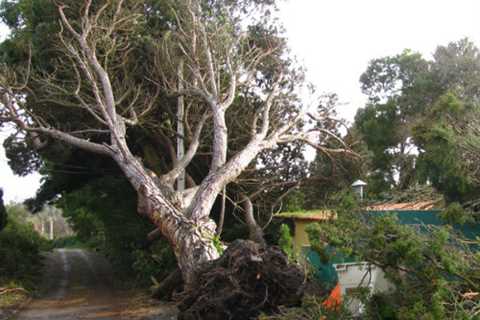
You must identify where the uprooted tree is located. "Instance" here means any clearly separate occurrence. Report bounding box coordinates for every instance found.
[0,0,353,310]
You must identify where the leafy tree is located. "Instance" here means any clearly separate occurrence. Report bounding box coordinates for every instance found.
[355,39,480,203]
[413,92,479,203]
[0,0,352,290]
[413,40,480,204]
[58,176,177,282]
[355,50,435,194]
[0,203,48,290]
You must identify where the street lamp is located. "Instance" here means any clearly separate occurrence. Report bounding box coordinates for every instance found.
[351,180,367,201]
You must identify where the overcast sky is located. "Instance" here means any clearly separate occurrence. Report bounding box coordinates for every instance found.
[1,0,480,202]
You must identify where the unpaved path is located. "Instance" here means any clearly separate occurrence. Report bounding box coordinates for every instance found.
[13,249,177,320]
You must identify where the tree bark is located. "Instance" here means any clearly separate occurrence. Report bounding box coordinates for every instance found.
[240,193,265,247]
[110,130,219,286]
[216,187,226,236]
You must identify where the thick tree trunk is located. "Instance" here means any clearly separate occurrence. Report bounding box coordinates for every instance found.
[112,143,219,286]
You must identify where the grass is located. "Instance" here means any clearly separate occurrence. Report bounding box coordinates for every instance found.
[0,282,31,309]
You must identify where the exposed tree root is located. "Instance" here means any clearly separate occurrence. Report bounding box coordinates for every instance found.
[177,240,307,320]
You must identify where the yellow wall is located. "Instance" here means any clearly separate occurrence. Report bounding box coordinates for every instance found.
[293,220,311,252]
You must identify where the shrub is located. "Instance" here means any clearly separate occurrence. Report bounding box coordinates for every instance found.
[0,208,46,290]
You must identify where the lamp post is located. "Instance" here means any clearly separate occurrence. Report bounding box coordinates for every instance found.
[352,180,367,201]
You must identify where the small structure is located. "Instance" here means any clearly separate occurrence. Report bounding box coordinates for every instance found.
[276,209,341,308]
[279,199,480,314]
[276,210,336,251]
[351,180,367,201]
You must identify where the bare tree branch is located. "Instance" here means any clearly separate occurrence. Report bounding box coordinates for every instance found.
[160,111,210,185]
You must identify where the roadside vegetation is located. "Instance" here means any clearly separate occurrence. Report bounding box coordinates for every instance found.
[0,0,480,319]
[0,204,48,311]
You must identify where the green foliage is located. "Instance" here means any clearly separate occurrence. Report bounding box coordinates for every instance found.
[306,191,359,259]
[0,189,6,231]
[50,235,88,249]
[0,205,47,291]
[131,239,177,285]
[439,202,474,225]
[283,190,305,212]
[58,176,176,284]
[414,101,477,203]
[355,49,435,194]
[278,224,294,261]
[305,193,480,320]
[212,235,225,255]
[355,38,480,203]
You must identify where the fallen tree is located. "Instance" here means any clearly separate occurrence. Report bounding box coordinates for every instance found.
[177,240,306,320]
[0,0,353,316]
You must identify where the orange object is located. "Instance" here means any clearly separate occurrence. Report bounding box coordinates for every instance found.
[322,283,342,310]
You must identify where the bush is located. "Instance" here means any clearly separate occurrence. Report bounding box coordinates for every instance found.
[278,224,295,261]
[306,193,480,320]
[58,177,177,285]
[0,211,47,290]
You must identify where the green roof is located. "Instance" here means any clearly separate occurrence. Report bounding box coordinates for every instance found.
[276,209,336,221]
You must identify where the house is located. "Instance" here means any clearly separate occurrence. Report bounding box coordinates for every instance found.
[276,209,392,313]
[276,210,336,251]
[276,199,480,313]
[276,210,341,308]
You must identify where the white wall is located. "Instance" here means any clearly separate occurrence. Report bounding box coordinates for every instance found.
[334,262,394,315]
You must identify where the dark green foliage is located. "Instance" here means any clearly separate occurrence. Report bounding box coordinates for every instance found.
[355,50,436,194]
[439,202,474,225]
[0,189,6,232]
[355,39,480,204]
[278,224,294,260]
[0,205,47,290]
[3,137,42,176]
[413,91,479,203]
[306,194,480,320]
[58,176,176,284]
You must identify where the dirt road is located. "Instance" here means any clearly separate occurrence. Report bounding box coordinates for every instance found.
[13,249,177,320]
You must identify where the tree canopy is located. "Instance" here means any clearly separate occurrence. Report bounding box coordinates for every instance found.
[354,39,480,206]
[0,4,354,316]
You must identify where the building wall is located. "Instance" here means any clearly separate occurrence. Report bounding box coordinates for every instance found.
[292,219,393,295]
[294,220,311,251]
[334,263,392,294]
